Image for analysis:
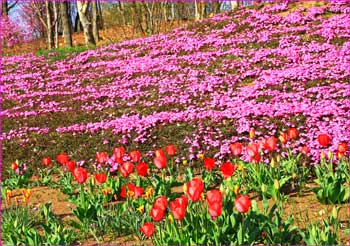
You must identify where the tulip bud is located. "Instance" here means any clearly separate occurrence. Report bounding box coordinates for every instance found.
[328,151,333,160]
[183,183,187,193]
[233,185,240,195]
[270,158,275,168]
[321,150,325,159]
[219,184,225,193]
[276,154,281,163]
[137,205,145,214]
[168,214,174,222]
[274,179,280,190]
[198,153,204,160]
[332,207,338,220]
[261,183,267,193]
[182,160,188,166]
[237,165,244,171]
[292,173,297,179]
[249,128,255,139]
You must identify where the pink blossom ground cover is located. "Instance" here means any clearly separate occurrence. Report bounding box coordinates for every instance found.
[2,2,350,168]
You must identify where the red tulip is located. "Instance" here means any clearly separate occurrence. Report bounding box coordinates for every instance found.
[96,152,108,164]
[300,146,310,155]
[230,142,243,156]
[154,196,168,211]
[206,190,223,218]
[127,183,144,198]
[129,150,141,162]
[287,128,298,140]
[136,162,148,176]
[178,195,188,208]
[95,173,107,184]
[252,153,261,163]
[134,186,144,198]
[336,151,345,159]
[317,134,331,147]
[42,157,51,167]
[56,153,69,165]
[338,142,348,153]
[113,146,125,159]
[73,167,88,184]
[235,195,251,213]
[170,196,188,220]
[140,222,155,238]
[120,186,126,198]
[11,162,18,170]
[246,143,259,157]
[278,133,288,144]
[65,160,76,172]
[150,206,165,221]
[264,137,277,152]
[154,155,167,169]
[186,178,204,202]
[203,157,215,171]
[166,144,177,156]
[220,162,236,179]
[120,161,134,178]
[208,201,222,218]
[206,189,222,205]
[155,148,165,157]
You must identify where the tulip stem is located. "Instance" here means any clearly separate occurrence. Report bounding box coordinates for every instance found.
[241,214,245,244]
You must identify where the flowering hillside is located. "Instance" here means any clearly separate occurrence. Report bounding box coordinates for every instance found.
[2,1,350,168]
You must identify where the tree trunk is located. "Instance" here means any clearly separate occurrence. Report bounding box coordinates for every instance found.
[77,0,95,47]
[194,0,199,20]
[97,0,104,29]
[213,2,221,14]
[199,1,206,19]
[53,2,59,48]
[162,2,167,22]
[75,14,82,32]
[92,0,99,42]
[171,2,175,20]
[60,1,73,48]
[230,1,239,11]
[2,1,8,17]
[46,0,54,50]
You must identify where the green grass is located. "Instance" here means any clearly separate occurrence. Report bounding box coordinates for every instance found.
[35,45,90,62]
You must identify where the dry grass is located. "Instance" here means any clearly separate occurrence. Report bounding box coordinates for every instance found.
[2,20,189,56]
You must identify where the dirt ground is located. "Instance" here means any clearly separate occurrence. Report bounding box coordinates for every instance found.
[3,180,349,245]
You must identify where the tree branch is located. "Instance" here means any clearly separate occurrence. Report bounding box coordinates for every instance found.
[7,0,18,11]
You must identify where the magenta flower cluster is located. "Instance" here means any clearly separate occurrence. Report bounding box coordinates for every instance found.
[2,2,350,163]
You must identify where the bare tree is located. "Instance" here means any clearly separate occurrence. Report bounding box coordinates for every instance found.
[53,1,59,48]
[194,0,199,20]
[97,0,103,29]
[213,2,221,14]
[45,0,54,49]
[230,1,239,11]
[77,0,95,47]
[92,0,100,42]
[2,0,18,17]
[60,1,73,48]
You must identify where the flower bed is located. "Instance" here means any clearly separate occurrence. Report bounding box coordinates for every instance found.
[2,2,350,168]
[2,131,350,244]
